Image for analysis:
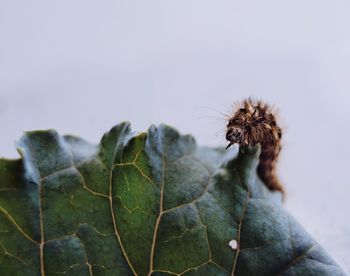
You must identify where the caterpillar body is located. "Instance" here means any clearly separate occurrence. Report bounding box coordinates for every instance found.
[226,98,284,195]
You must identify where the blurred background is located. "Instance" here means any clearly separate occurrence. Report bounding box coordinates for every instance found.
[1,0,349,271]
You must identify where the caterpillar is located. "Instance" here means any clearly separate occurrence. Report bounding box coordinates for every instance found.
[226,98,284,195]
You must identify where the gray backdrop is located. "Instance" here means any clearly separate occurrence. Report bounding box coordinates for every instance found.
[1,0,349,271]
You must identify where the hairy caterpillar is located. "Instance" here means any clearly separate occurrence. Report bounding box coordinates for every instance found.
[226,98,284,195]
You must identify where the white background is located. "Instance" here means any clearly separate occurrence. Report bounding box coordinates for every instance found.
[1,1,349,271]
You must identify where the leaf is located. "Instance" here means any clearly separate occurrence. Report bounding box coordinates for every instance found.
[0,122,346,276]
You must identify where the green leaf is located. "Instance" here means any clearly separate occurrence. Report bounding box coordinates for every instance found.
[0,122,346,276]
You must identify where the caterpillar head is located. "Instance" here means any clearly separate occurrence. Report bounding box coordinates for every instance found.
[225,98,281,150]
[225,126,243,149]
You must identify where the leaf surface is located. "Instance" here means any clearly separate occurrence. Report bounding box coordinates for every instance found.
[0,123,346,275]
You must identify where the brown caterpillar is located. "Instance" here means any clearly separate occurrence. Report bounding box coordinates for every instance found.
[226,98,284,195]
